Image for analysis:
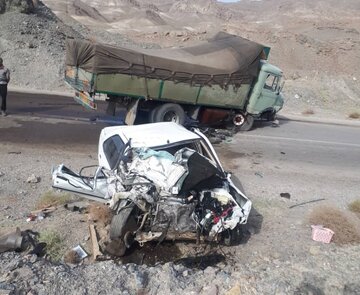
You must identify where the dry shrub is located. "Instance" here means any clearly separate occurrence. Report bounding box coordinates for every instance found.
[349,200,360,217]
[35,191,72,209]
[64,249,80,264]
[302,109,315,115]
[39,231,65,262]
[309,205,360,245]
[348,112,360,119]
[88,203,113,225]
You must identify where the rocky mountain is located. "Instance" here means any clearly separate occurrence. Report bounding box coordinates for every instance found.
[0,0,359,116]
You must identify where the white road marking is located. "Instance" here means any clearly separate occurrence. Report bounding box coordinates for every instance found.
[239,134,360,148]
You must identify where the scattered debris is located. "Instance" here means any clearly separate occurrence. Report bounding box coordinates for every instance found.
[64,246,88,264]
[311,225,334,243]
[26,212,45,222]
[26,206,56,222]
[31,206,56,215]
[255,172,263,178]
[64,202,87,213]
[72,245,88,260]
[289,198,325,209]
[0,171,4,177]
[280,193,291,199]
[26,174,40,183]
[302,109,315,115]
[89,224,102,261]
[8,151,21,154]
[272,119,280,127]
[0,228,24,253]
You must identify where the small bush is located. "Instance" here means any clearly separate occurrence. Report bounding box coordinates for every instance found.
[39,231,65,262]
[35,191,72,209]
[302,109,315,115]
[348,112,360,119]
[349,200,360,216]
[309,205,360,245]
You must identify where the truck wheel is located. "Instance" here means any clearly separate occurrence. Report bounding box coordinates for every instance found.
[239,114,254,131]
[148,108,157,123]
[153,103,185,125]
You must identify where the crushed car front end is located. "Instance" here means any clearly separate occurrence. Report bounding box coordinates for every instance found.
[52,122,252,255]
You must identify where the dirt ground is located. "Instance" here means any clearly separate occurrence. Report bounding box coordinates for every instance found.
[1,115,360,294]
[1,1,360,294]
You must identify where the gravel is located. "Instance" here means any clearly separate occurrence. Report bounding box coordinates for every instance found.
[0,116,360,294]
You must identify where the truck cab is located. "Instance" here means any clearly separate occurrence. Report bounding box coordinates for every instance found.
[246,61,284,120]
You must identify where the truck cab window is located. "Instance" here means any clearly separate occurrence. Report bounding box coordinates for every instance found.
[264,74,279,92]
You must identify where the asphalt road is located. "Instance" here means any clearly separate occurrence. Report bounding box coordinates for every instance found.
[2,91,360,175]
[242,119,360,173]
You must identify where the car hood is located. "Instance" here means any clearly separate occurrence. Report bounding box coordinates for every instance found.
[99,122,200,149]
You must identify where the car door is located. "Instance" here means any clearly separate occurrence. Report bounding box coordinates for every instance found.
[52,164,109,202]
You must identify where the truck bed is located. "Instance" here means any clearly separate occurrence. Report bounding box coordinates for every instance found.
[65,32,267,109]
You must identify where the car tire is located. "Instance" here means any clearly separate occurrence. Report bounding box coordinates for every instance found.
[109,206,135,240]
[153,103,185,125]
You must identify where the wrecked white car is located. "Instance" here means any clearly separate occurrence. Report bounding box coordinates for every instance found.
[52,122,251,256]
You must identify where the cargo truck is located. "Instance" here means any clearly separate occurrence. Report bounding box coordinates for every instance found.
[65,32,284,131]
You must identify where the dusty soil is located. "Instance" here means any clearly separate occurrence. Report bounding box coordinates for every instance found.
[1,1,360,294]
[1,115,360,294]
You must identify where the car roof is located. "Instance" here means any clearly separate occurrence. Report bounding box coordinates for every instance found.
[100,122,200,148]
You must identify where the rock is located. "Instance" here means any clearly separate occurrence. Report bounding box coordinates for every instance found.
[26,174,40,183]
[204,266,218,276]
[0,171,4,177]
[133,271,148,289]
[202,284,218,295]
[294,94,300,99]
[226,283,241,295]
[309,246,320,256]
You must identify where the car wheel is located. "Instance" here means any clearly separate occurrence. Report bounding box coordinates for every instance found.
[153,103,185,125]
[110,206,136,240]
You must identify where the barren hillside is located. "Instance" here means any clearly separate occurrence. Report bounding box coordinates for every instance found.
[1,0,359,117]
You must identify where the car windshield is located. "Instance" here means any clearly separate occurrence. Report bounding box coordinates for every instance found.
[103,136,204,170]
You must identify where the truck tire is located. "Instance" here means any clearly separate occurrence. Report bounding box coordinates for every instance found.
[152,103,185,125]
[148,108,157,123]
[239,114,254,131]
